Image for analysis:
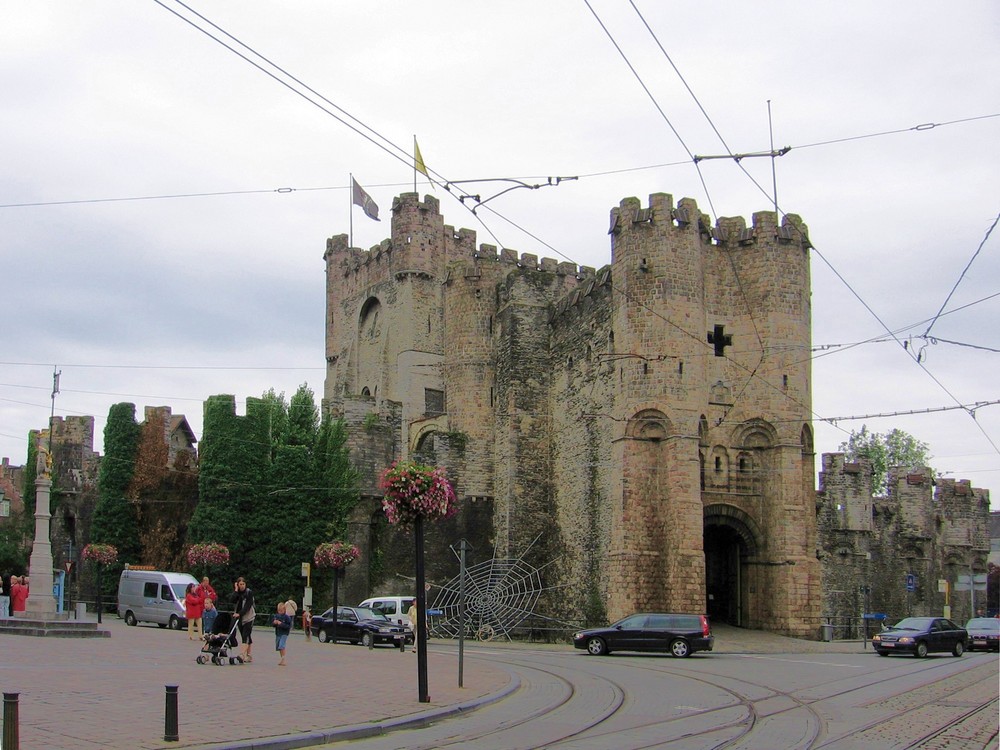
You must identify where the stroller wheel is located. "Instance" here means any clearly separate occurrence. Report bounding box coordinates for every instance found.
[196,655,208,664]
[229,657,236,665]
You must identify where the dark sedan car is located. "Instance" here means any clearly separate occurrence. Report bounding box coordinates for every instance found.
[573,613,713,658]
[872,616,967,658]
[964,617,1000,651]
[310,606,413,648]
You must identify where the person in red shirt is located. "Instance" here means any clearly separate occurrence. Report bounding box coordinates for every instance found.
[184,582,205,640]
[10,575,29,613]
[199,577,218,606]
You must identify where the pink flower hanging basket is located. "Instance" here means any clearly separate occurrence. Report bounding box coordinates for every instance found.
[82,543,119,566]
[186,543,230,568]
[378,460,457,526]
[314,541,361,569]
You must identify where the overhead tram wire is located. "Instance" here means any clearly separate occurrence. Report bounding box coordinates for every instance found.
[585,0,773,419]
[5,115,995,211]
[921,211,999,338]
[23,4,978,448]
[153,0,515,249]
[0,113,1000,208]
[156,0,763,412]
[617,5,999,453]
[596,5,998,450]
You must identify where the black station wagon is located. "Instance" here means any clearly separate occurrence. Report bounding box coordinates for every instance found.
[573,613,714,658]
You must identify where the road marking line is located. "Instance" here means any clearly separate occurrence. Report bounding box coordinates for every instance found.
[732,655,864,668]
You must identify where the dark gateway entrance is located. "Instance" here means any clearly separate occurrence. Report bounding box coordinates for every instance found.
[703,504,761,628]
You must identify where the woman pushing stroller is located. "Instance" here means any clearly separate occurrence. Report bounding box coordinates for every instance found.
[231,577,256,663]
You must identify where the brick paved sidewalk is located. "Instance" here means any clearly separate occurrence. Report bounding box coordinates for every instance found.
[0,617,882,749]
[0,617,513,750]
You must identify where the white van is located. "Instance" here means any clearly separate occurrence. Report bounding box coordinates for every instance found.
[117,569,198,629]
[359,596,415,626]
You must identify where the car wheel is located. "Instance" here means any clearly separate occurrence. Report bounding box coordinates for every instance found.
[362,632,374,648]
[876,649,889,657]
[168,615,181,630]
[915,641,928,658]
[586,637,607,655]
[124,611,137,627]
[952,641,964,657]
[318,629,329,643]
[670,639,691,658]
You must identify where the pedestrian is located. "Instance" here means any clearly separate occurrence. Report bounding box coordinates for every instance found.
[202,597,218,635]
[0,572,10,618]
[272,601,292,666]
[302,607,312,641]
[407,599,417,631]
[284,598,297,627]
[184,582,204,640]
[232,577,256,663]
[407,599,419,652]
[199,576,218,605]
[11,575,28,614]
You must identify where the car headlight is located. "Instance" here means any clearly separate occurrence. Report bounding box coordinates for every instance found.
[898,637,914,644]
[574,633,583,640]
[872,634,881,642]
[378,627,390,633]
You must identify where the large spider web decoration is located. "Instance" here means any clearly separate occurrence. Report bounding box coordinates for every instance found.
[430,538,567,641]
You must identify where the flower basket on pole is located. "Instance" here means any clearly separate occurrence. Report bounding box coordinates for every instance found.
[82,544,118,624]
[186,543,230,581]
[314,541,360,643]
[379,460,457,703]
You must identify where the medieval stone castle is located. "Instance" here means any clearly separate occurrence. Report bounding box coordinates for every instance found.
[7,189,990,637]
[324,190,842,638]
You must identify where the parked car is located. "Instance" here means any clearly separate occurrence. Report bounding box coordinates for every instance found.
[964,617,1000,652]
[573,613,713,657]
[310,606,413,648]
[872,616,968,658]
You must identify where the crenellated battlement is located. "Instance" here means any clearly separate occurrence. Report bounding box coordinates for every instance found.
[608,192,811,249]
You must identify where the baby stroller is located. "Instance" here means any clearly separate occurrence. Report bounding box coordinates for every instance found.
[196,611,243,665]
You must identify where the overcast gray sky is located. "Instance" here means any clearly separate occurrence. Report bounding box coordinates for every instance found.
[2,1,998,504]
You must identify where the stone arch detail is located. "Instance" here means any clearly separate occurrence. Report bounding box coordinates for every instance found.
[408,416,449,457]
[732,418,777,449]
[703,503,764,555]
[624,408,671,441]
[800,423,814,453]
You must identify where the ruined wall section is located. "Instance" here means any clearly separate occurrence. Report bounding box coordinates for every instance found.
[46,416,101,580]
[817,454,875,634]
[819,455,991,629]
[548,266,616,625]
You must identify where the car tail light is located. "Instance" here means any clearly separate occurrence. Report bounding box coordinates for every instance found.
[700,615,710,637]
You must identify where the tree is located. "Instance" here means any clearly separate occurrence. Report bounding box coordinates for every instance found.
[187,395,268,567]
[91,403,142,564]
[838,425,933,496]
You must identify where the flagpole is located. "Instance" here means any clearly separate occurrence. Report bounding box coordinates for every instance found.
[413,136,417,194]
[349,173,354,248]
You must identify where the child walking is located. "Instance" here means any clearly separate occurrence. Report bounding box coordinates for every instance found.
[272,601,292,666]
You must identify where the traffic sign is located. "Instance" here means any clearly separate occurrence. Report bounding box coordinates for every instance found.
[905,573,916,592]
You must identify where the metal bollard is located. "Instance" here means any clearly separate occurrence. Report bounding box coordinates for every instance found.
[164,685,179,742]
[3,692,19,750]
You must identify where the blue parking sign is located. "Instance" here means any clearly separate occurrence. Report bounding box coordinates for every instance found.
[905,573,916,592]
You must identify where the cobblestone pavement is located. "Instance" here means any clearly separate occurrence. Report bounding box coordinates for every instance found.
[1,619,991,749]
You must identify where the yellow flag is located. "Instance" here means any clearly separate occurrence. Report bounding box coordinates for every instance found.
[414,138,428,177]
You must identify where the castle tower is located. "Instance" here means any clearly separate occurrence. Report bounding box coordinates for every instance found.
[603,193,818,636]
